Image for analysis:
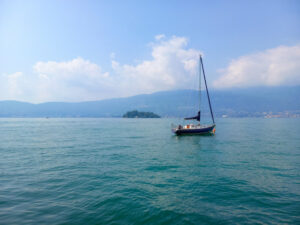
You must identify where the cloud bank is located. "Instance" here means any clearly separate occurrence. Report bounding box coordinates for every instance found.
[1,36,299,103]
[0,35,201,102]
[213,45,300,88]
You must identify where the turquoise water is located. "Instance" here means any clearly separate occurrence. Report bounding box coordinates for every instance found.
[0,118,299,224]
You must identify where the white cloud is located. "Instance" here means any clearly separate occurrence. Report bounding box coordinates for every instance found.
[0,72,29,100]
[0,58,112,102]
[32,57,112,102]
[213,45,300,88]
[110,52,116,59]
[111,35,201,96]
[155,34,166,40]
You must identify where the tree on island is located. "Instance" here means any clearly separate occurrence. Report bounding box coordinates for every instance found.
[123,110,160,118]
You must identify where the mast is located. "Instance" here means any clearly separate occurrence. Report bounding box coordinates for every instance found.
[200,55,215,124]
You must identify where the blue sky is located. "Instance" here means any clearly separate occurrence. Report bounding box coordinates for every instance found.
[0,0,299,102]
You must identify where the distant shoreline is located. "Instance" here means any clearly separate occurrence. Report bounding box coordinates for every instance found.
[0,116,299,119]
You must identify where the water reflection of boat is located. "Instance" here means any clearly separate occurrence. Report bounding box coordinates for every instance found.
[172,55,216,135]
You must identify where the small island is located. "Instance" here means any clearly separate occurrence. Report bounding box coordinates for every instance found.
[123,110,160,118]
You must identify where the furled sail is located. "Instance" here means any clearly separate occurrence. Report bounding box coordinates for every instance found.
[184,111,201,121]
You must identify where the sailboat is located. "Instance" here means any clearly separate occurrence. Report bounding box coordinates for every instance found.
[172,55,216,135]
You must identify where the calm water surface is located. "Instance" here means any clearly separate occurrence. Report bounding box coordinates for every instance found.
[0,118,299,224]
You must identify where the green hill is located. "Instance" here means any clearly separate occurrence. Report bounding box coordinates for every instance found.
[123,110,160,118]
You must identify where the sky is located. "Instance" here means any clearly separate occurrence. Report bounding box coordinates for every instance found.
[0,0,299,102]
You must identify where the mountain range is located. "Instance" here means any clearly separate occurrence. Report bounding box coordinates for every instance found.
[0,86,299,118]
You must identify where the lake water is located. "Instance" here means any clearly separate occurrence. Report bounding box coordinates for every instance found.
[0,118,299,224]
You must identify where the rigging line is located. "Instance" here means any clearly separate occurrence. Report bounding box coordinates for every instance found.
[200,55,215,124]
[199,55,201,115]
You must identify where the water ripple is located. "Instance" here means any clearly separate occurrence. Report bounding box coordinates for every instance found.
[0,118,299,224]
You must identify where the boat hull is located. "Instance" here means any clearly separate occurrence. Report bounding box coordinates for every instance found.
[173,124,215,135]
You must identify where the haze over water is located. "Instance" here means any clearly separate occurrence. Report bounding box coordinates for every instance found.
[0,118,299,224]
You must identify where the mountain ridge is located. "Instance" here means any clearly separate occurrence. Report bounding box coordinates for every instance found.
[0,86,299,118]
